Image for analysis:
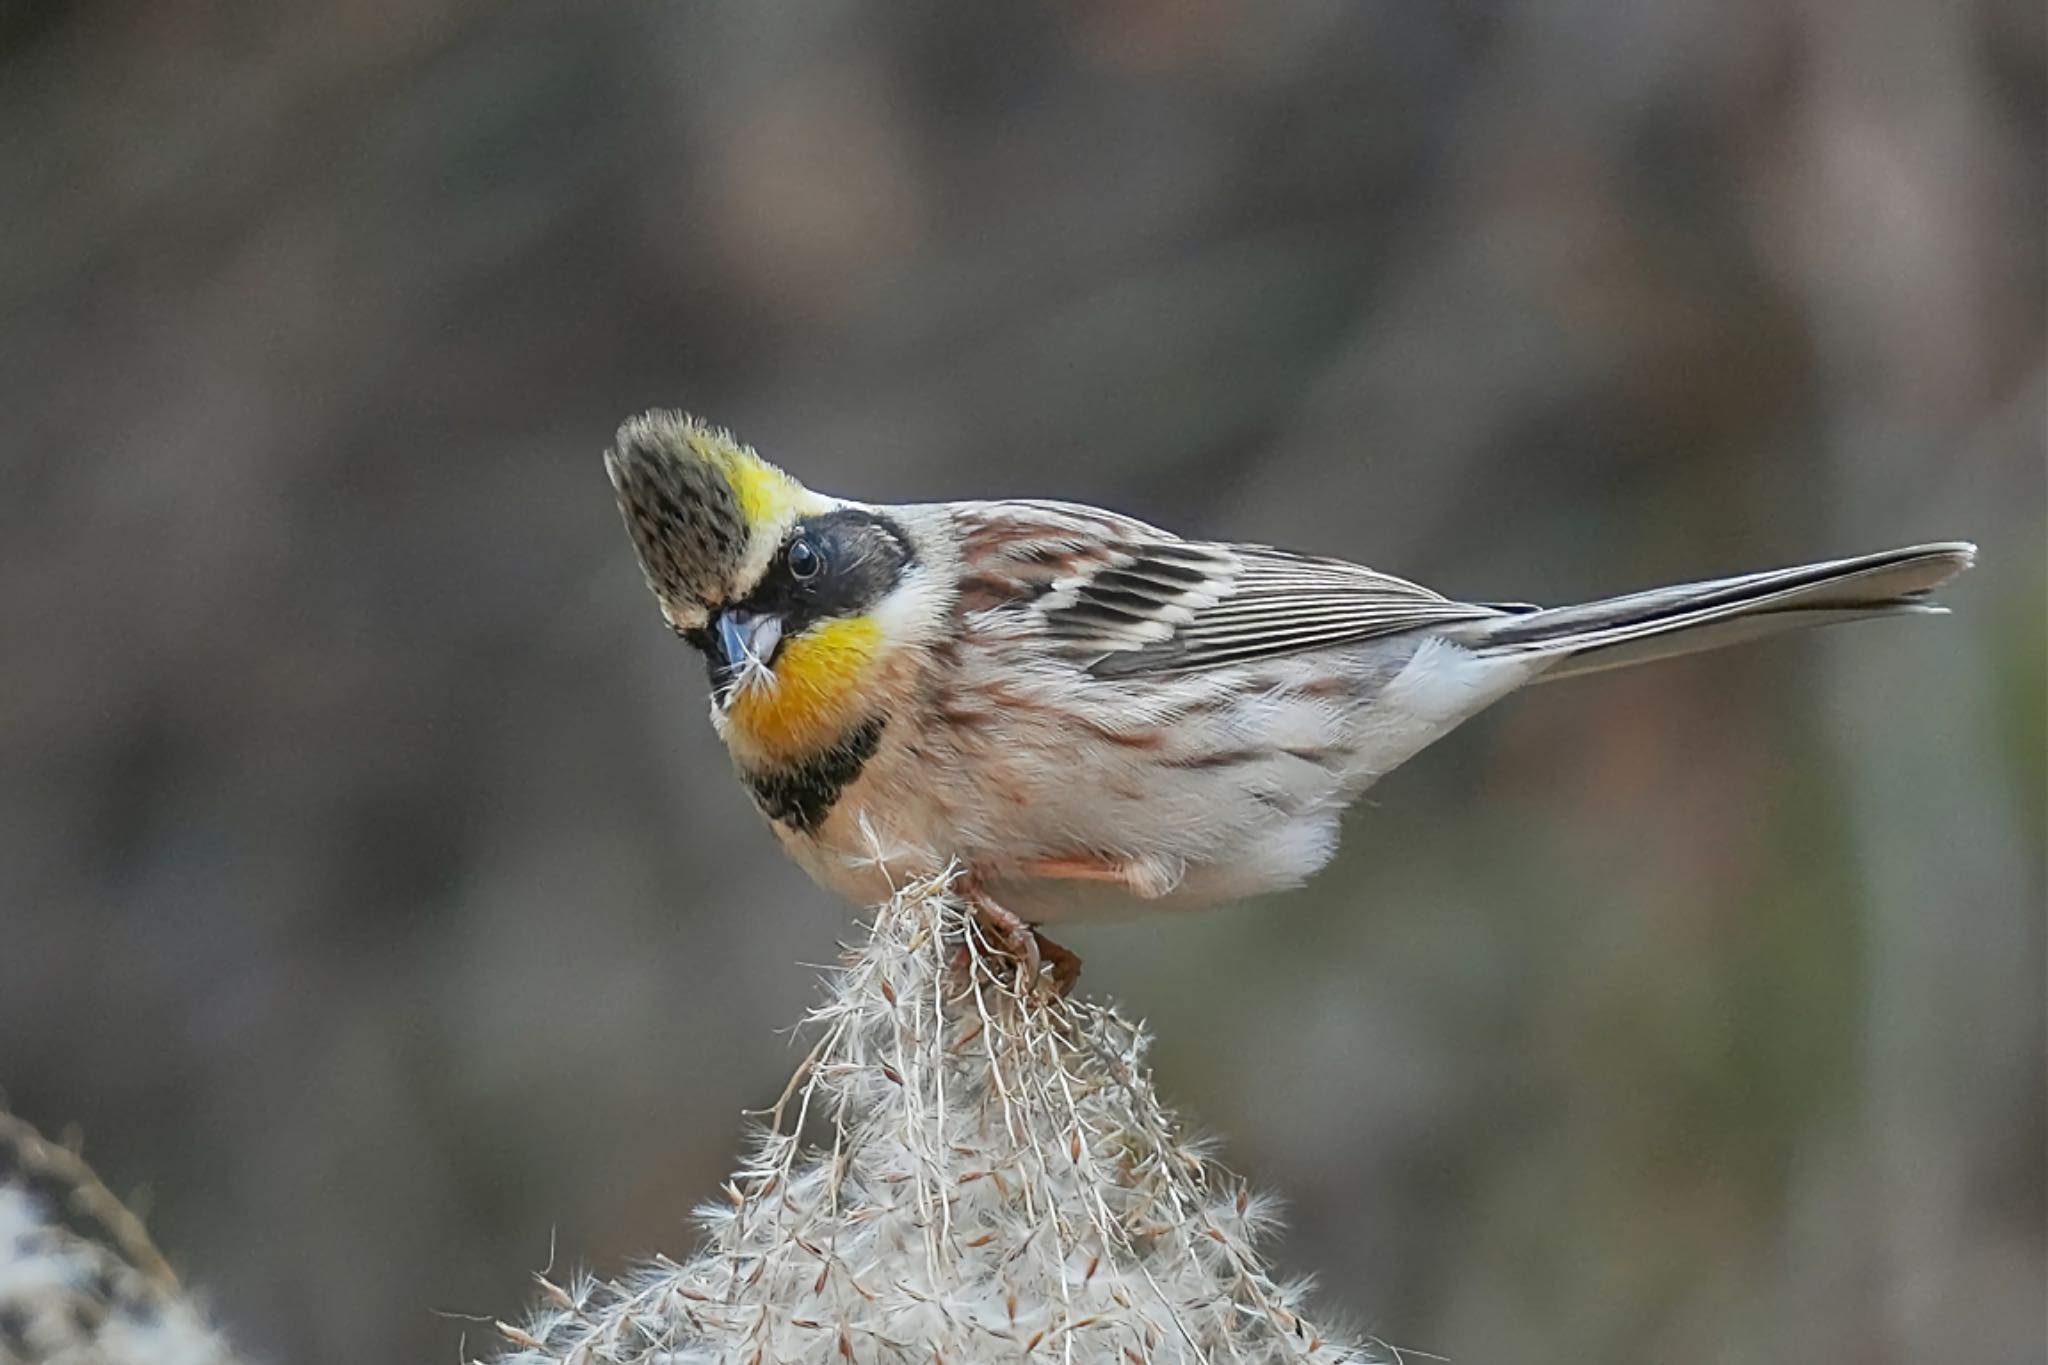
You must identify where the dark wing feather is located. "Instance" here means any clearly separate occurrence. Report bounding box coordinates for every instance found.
[946,501,1510,676]
[1042,548,1503,678]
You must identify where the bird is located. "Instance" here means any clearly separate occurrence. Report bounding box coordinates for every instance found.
[603,409,1974,990]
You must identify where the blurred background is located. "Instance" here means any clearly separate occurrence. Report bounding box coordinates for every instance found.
[1,4,2042,1363]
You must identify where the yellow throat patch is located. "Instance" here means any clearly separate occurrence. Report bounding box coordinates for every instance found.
[724,615,887,762]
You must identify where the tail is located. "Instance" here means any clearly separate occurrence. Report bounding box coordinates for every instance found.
[1452,541,1976,682]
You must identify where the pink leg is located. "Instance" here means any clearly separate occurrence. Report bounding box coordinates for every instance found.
[957,874,1083,995]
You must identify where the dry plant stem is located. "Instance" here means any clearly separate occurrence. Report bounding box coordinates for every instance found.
[489,873,1375,1364]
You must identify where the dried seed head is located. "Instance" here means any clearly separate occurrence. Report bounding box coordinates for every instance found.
[483,874,1376,1364]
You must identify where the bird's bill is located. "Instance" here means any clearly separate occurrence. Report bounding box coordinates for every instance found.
[710,609,785,704]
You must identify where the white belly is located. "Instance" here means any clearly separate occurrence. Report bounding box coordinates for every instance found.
[768,636,1548,922]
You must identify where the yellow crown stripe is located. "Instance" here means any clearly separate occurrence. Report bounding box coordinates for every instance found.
[721,449,809,527]
[677,422,825,529]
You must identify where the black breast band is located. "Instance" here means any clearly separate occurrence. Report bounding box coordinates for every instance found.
[742,713,888,833]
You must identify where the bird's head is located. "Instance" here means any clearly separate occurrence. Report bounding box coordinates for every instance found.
[604,410,928,763]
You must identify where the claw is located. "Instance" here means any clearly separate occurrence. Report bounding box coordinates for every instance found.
[1032,929,1083,995]
[957,874,1082,995]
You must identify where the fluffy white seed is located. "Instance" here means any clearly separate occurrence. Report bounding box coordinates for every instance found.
[484,874,1377,1365]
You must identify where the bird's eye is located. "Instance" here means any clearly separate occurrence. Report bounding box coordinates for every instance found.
[786,535,823,581]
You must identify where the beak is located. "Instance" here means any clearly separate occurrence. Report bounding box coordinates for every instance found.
[707,609,785,703]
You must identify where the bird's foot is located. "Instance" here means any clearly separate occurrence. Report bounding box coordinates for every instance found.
[956,877,1082,995]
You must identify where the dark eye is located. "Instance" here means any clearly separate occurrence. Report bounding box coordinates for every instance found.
[786,535,823,581]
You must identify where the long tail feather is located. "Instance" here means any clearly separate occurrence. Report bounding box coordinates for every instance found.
[1452,541,1976,682]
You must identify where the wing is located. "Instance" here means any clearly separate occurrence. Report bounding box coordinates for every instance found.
[946,500,1509,677]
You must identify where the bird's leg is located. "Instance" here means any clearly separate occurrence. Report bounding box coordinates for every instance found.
[955,874,1082,995]
[965,886,1042,987]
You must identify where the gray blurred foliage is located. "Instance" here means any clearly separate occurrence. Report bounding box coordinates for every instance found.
[0,3,2041,1363]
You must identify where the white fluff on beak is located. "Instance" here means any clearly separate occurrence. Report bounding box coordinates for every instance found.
[715,610,785,708]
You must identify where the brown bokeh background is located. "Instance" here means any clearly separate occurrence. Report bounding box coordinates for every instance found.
[1,5,2042,1363]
